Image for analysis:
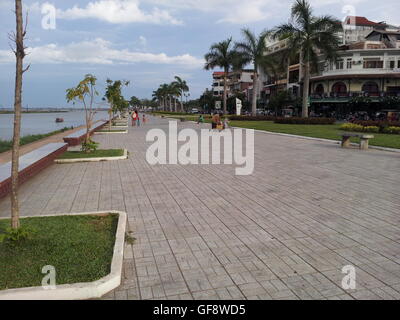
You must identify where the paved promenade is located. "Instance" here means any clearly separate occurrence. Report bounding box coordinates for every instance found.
[1,115,399,300]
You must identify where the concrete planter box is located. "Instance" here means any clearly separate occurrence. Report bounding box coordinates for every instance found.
[94,130,128,135]
[55,149,128,164]
[0,210,127,300]
[0,143,68,199]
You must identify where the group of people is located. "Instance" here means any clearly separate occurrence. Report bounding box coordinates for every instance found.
[131,110,147,126]
[210,112,229,131]
[197,112,229,131]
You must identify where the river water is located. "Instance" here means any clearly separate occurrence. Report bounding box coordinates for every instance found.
[0,110,110,140]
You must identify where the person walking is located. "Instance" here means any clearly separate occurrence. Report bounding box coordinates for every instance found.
[136,111,141,127]
[131,110,137,126]
[143,114,147,124]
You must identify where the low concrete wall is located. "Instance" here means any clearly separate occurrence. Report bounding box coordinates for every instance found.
[0,144,68,199]
[0,210,127,300]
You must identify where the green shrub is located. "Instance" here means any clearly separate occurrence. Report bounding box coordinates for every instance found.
[383,126,400,134]
[340,123,364,132]
[274,117,336,125]
[152,111,194,116]
[0,226,36,243]
[363,126,380,133]
[342,122,400,134]
[353,120,400,130]
[228,115,277,121]
[81,139,99,153]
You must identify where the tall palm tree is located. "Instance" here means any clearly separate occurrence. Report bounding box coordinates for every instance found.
[272,0,341,117]
[167,82,180,112]
[152,89,163,109]
[173,76,189,112]
[159,83,169,111]
[235,29,270,116]
[204,38,243,114]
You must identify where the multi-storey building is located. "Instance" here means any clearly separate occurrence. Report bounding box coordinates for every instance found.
[310,30,400,114]
[211,72,226,98]
[211,70,255,101]
[258,16,400,116]
[342,16,387,44]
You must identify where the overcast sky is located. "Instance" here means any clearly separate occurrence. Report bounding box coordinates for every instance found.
[0,0,399,108]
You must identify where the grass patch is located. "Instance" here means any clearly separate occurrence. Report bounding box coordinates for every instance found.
[0,127,73,154]
[229,121,400,149]
[154,113,400,149]
[58,149,124,159]
[0,214,118,290]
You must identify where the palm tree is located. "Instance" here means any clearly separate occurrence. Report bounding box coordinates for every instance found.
[272,0,341,117]
[167,82,180,112]
[158,83,169,111]
[152,89,163,110]
[173,76,189,112]
[204,38,243,114]
[234,29,270,116]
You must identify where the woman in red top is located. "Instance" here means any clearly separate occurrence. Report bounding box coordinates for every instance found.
[131,111,137,126]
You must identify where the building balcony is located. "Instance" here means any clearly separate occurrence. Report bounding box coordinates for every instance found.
[310,91,400,102]
[313,67,400,79]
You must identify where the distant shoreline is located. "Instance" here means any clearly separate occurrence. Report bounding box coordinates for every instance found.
[0,111,69,114]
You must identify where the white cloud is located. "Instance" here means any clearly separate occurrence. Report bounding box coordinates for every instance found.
[149,0,400,25]
[0,0,12,9]
[0,38,203,68]
[149,0,274,24]
[55,0,182,25]
[139,35,147,47]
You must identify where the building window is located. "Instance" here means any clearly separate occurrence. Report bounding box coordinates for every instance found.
[398,60,400,68]
[332,82,347,96]
[389,61,395,69]
[335,59,344,70]
[363,59,383,69]
[347,59,352,69]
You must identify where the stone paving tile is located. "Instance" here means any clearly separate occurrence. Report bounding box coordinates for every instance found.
[192,290,221,300]
[2,115,400,300]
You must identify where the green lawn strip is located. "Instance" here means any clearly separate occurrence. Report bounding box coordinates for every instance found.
[229,121,400,149]
[0,214,118,290]
[0,127,73,154]
[58,149,124,159]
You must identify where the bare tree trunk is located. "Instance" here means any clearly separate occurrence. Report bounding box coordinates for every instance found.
[109,105,112,131]
[252,71,258,116]
[223,70,227,114]
[11,0,27,229]
[302,61,310,118]
[174,97,177,112]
